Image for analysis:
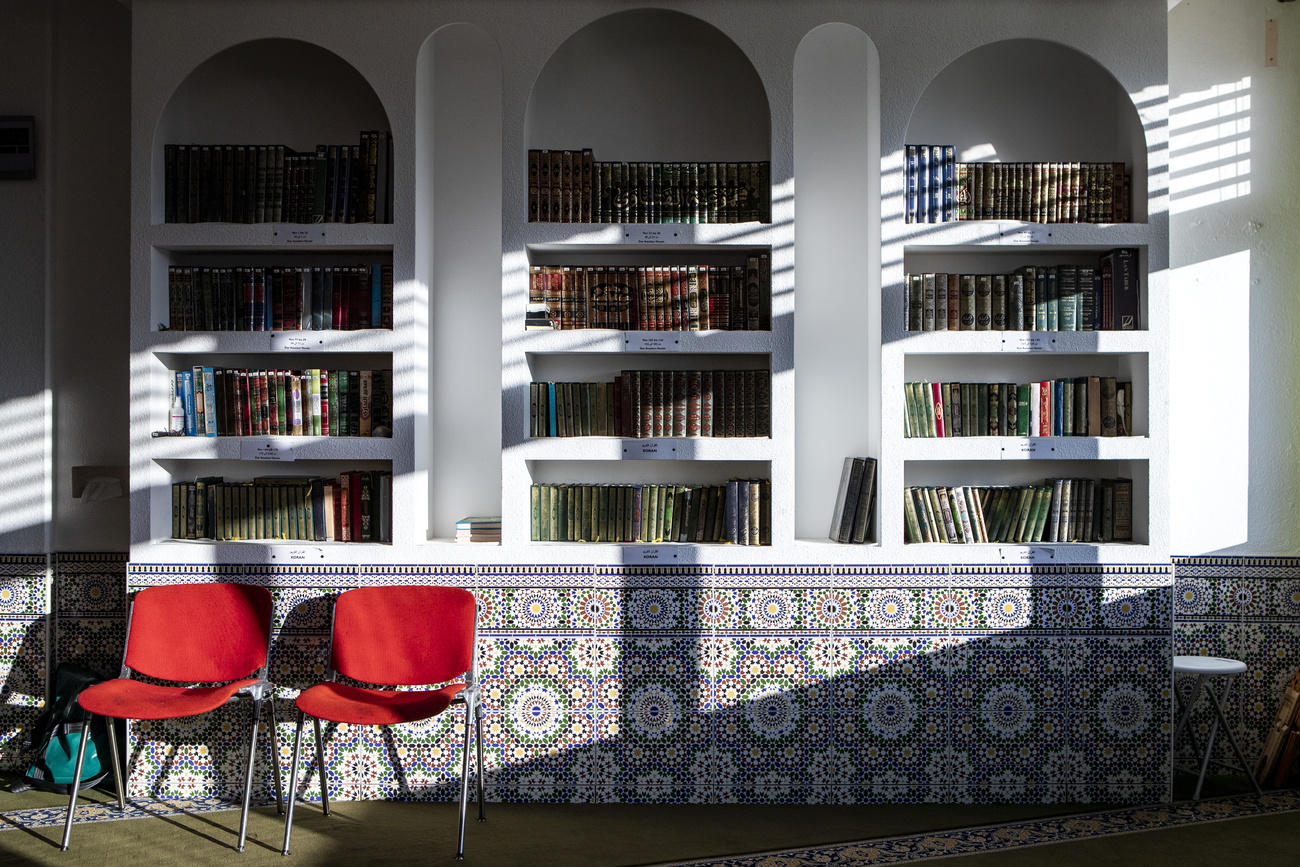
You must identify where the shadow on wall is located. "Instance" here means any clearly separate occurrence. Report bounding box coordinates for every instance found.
[114,566,1176,807]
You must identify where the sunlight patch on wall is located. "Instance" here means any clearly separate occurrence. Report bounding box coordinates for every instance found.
[1169,77,1251,215]
[0,392,50,537]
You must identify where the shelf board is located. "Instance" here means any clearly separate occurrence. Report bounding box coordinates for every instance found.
[895,220,1157,251]
[134,539,395,565]
[144,329,398,356]
[147,435,398,462]
[901,436,1151,462]
[146,222,395,251]
[513,437,773,462]
[515,329,772,355]
[897,540,1155,565]
[522,222,772,248]
[888,330,1152,354]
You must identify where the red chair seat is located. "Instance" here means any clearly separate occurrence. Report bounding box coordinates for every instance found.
[295,681,465,726]
[78,677,260,721]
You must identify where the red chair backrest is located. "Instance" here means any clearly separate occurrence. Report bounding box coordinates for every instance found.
[124,583,273,683]
[330,586,476,686]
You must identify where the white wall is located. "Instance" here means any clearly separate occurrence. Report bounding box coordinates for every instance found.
[0,1,52,553]
[2,0,1296,556]
[1169,0,1300,554]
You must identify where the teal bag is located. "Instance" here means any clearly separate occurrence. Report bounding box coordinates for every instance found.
[20,663,112,794]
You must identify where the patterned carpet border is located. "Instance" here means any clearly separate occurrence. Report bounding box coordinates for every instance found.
[0,796,249,831]
[662,790,1300,866]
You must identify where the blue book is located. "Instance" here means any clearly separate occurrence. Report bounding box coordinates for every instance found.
[918,145,931,223]
[371,264,382,328]
[905,145,919,223]
[1053,380,1065,436]
[930,146,944,223]
[181,369,197,436]
[941,145,955,222]
[547,383,558,437]
[202,366,218,436]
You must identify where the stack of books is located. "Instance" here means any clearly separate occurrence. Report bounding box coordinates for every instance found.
[456,516,501,543]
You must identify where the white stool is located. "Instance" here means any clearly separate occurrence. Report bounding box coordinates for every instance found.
[1172,655,1262,800]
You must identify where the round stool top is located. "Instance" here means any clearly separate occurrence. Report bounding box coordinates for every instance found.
[1173,655,1247,675]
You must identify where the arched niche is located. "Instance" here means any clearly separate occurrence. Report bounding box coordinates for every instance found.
[907,39,1148,222]
[525,8,769,162]
[152,38,390,223]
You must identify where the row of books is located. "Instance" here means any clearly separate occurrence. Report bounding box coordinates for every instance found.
[828,457,878,544]
[527,149,772,224]
[171,368,392,438]
[905,249,1141,333]
[904,144,1130,223]
[904,378,1134,439]
[529,370,771,439]
[170,471,392,543]
[455,516,500,544]
[163,131,393,224]
[904,478,1133,545]
[166,264,394,332]
[529,481,772,545]
[527,259,770,332]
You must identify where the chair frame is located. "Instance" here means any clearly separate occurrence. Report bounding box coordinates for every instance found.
[1172,668,1263,800]
[281,587,486,860]
[61,584,284,853]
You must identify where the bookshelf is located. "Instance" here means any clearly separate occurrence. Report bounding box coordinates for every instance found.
[125,2,1167,567]
[881,37,1167,563]
[130,36,403,560]
[501,8,787,558]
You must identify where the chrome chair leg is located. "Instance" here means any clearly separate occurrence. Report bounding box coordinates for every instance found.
[474,704,486,822]
[105,717,126,810]
[269,696,285,815]
[60,712,93,851]
[457,702,472,860]
[282,709,306,856]
[313,716,330,817]
[238,697,263,853]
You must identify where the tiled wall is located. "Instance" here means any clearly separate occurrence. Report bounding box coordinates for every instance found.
[4,555,1287,803]
[1172,556,1300,779]
[0,555,49,771]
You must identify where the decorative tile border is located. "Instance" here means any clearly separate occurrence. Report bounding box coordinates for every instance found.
[664,789,1300,867]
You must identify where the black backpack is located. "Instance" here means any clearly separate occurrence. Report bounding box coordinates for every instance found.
[12,662,113,795]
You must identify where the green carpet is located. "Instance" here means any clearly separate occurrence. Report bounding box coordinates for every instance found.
[0,775,1292,866]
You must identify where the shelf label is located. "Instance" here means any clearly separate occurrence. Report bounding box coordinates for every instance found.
[277,547,324,562]
[273,225,327,245]
[270,333,318,351]
[625,333,678,352]
[1001,332,1054,352]
[1003,226,1048,245]
[624,226,684,244]
[1000,545,1055,562]
[626,545,680,563]
[241,441,293,462]
[1001,439,1055,459]
[623,439,678,459]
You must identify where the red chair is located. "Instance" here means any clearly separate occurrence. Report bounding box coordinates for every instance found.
[61,582,283,852]
[281,585,484,860]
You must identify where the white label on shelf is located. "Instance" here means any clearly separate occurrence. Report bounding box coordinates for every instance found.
[273,225,326,245]
[625,333,678,352]
[241,441,293,462]
[625,226,683,244]
[1002,439,1055,459]
[271,333,318,351]
[1004,226,1047,245]
[1000,545,1055,562]
[279,547,324,562]
[624,439,677,459]
[1002,332,1054,352]
[627,546,681,563]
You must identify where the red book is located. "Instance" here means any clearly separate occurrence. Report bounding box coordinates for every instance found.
[319,369,329,437]
[1039,381,1052,436]
[931,382,946,438]
[338,472,353,542]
